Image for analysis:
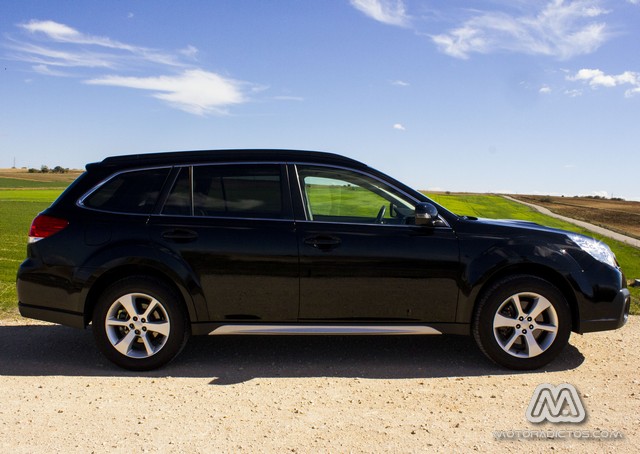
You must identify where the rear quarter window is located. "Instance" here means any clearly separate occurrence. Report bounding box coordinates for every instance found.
[161,164,285,219]
[82,168,170,214]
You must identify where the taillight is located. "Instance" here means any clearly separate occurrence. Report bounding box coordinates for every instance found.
[28,215,69,243]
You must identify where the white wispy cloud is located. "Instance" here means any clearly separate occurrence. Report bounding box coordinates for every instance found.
[32,63,71,77]
[393,123,406,130]
[86,70,247,115]
[539,85,552,94]
[564,88,583,97]
[179,45,199,60]
[431,1,610,59]
[567,68,640,96]
[6,20,259,115]
[391,80,410,86]
[350,0,410,27]
[18,19,185,67]
[272,95,305,101]
[8,40,117,68]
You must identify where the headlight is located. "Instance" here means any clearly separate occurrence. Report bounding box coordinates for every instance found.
[567,233,617,268]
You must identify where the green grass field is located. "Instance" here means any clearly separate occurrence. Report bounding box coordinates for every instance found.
[0,182,637,316]
[0,199,51,315]
[0,177,70,189]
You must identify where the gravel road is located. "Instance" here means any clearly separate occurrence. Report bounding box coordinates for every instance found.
[0,316,638,453]
[503,195,640,248]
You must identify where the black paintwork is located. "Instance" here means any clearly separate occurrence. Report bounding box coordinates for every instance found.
[17,149,629,335]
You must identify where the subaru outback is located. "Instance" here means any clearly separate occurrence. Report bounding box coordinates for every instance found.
[17,149,630,370]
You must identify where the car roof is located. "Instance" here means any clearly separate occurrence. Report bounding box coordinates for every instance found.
[88,149,367,171]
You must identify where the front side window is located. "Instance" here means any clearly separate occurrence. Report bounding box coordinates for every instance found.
[162,164,285,219]
[83,168,170,214]
[297,165,415,224]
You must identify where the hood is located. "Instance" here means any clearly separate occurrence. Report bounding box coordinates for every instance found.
[457,216,571,238]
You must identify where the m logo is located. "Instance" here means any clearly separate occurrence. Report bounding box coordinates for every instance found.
[526,383,586,423]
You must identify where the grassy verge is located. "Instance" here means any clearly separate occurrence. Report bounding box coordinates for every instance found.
[427,193,640,315]
[0,200,51,315]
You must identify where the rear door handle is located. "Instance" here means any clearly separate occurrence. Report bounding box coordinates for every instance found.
[162,229,198,242]
[304,235,342,251]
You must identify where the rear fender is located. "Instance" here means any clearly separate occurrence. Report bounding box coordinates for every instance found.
[76,242,208,324]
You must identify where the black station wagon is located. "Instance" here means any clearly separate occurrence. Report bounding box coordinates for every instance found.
[17,149,630,370]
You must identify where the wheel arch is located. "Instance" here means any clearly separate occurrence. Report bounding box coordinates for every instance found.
[82,264,201,327]
[462,263,579,332]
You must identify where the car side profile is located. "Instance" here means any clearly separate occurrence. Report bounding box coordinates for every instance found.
[17,149,630,371]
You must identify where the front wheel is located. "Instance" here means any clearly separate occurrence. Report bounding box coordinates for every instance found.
[92,276,189,371]
[472,275,571,370]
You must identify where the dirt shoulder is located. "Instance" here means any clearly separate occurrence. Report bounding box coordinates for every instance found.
[510,195,640,241]
[0,317,638,453]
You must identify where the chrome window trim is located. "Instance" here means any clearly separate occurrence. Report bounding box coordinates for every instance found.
[152,213,295,223]
[77,165,173,214]
[76,159,450,228]
[294,219,452,229]
[78,162,288,217]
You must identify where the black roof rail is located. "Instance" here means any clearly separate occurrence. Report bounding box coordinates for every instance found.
[89,149,365,169]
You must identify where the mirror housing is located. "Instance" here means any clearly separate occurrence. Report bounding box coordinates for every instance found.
[415,202,439,226]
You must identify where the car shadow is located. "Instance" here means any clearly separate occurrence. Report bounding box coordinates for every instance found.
[0,324,585,384]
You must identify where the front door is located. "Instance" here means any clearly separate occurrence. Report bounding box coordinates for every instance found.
[293,164,460,323]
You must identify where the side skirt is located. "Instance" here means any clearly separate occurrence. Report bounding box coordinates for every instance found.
[190,323,471,336]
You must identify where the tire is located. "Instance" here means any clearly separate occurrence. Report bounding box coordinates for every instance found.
[472,275,571,370]
[92,276,189,371]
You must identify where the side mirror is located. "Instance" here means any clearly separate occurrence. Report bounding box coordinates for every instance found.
[415,202,439,226]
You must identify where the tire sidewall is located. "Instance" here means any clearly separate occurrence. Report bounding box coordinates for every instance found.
[92,276,188,371]
[473,276,572,370]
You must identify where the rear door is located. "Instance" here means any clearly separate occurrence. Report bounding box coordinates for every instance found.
[148,163,299,322]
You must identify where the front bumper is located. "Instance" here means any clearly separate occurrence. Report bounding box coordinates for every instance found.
[577,287,630,333]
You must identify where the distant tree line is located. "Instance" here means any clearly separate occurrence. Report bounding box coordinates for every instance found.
[28,165,70,174]
[539,194,625,203]
[581,195,625,201]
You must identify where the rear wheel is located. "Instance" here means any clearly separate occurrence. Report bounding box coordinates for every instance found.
[472,275,571,370]
[92,276,189,371]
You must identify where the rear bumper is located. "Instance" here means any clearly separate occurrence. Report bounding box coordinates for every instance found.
[18,303,85,329]
[577,288,630,333]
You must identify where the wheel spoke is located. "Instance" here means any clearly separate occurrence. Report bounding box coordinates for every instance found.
[117,294,139,318]
[494,313,519,328]
[534,322,558,333]
[106,318,129,329]
[501,331,520,351]
[528,296,552,319]
[523,331,543,357]
[511,294,525,317]
[113,330,137,356]
[140,334,155,356]
[141,300,160,320]
[146,320,170,337]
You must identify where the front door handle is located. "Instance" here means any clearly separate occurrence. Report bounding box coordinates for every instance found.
[304,235,342,251]
[162,229,198,242]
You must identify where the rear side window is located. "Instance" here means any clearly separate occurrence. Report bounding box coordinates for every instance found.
[82,168,170,214]
[162,164,284,218]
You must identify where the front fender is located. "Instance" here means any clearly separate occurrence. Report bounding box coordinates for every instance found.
[455,235,590,324]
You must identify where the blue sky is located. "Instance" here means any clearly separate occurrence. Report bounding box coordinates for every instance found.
[1,1,639,200]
